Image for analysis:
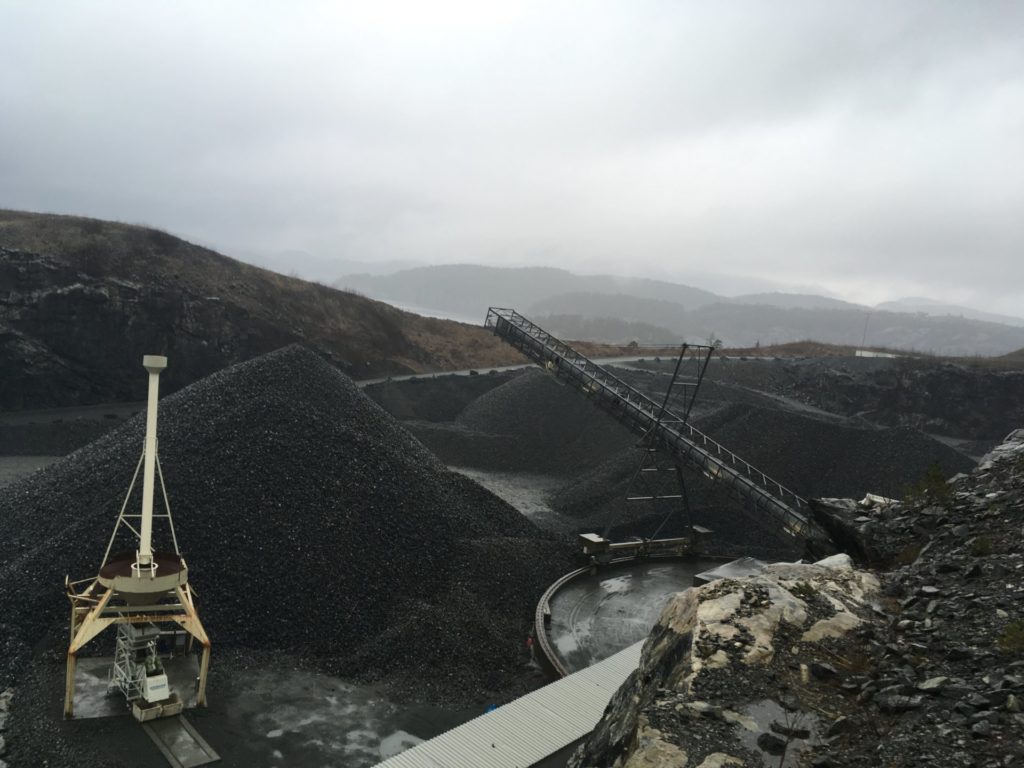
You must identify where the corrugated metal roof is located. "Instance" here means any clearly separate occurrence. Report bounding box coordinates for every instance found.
[373,641,643,768]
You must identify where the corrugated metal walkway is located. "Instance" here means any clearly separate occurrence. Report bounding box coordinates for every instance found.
[373,641,643,768]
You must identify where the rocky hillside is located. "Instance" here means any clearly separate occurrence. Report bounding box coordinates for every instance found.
[571,429,1024,767]
[0,210,524,410]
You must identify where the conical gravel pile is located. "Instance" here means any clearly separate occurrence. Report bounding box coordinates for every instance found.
[449,368,634,473]
[0,345,572,698]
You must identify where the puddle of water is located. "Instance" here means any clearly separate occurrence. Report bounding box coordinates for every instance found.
[220,668,475,767]
[737,698,822,768]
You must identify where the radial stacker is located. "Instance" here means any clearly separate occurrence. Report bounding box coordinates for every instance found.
[485,308,834,556]
[64,355,219,765]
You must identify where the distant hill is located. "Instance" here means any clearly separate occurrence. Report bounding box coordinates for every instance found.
[877,297,1024,328]
[340,263,1024,355]
[0,210,524,410]
[529,292,689,338]
[237,247,421,283]
[535,314,681,345]
[731,292,865,311]
[336,264,722,321]
[534,303,1024,356]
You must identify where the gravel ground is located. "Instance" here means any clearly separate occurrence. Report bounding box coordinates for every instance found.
[0,345,574,767]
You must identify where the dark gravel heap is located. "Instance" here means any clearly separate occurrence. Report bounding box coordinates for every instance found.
[364,370,519,422]
[0,347,572,719]
[697,402,974,499]
[417,368,635,474]
[638,355,1024,444]
[546,398,972,556]
[372,364,973,557]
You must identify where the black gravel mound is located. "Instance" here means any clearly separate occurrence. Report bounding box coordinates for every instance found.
[0,346,572,699]
[364,370,519,422]
[702,402,974,499]
[548,400,974,554]
[450,368,634,473]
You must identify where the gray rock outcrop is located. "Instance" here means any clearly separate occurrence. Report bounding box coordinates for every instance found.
[569,555,878,767]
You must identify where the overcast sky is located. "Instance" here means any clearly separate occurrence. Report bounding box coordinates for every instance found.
[1,2,1022,312]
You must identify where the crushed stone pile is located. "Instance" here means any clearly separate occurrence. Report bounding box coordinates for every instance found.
[547,399,972,554]
[367,362,975,557]
[639,355,1024,443]
[0,346,573,703]
[364,370,518,422]
[412,368,635,474]
[695,402,975,499]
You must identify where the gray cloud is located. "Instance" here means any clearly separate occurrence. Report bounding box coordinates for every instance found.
[2,1,1022,313]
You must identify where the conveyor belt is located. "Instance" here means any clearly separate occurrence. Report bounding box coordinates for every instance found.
[485,308,830,547]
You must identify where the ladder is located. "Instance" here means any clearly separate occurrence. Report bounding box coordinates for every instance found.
[485,308,828,545]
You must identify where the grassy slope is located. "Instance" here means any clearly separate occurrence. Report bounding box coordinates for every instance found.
[0,209,526,373]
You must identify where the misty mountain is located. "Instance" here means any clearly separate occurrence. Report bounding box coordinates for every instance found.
[732,292,866,311]
[877,297,1024,328]
[537,314,681,345]
[529,292,690,335]
[538,304,1024,355]
[237,248,421,284]
[335,265,722,322]
[338,264,1024,355]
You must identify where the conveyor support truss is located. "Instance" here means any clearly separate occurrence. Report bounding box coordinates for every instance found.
[485,308,829,546]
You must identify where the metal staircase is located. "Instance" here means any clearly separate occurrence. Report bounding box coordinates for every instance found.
[485,308,829,546]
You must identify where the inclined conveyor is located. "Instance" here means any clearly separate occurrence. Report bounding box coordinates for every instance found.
[485,308,831,549]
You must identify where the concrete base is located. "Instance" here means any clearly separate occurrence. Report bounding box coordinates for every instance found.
[71,655,200,720]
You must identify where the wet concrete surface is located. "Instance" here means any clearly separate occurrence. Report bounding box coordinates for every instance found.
[547,558,718,673]
[60,661,481,768]
[197,666,479,768]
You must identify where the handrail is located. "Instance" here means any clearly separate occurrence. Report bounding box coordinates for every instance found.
[486,307,824,542]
